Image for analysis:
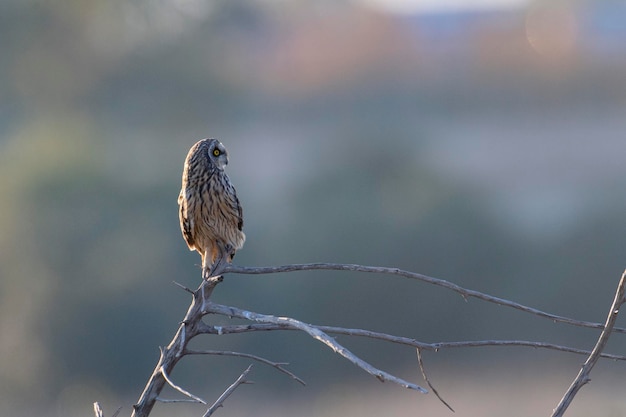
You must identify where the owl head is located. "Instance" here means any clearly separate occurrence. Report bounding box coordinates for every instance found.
[191,138,229,171]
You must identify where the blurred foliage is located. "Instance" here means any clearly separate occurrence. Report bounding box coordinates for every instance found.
[2,1,626,416]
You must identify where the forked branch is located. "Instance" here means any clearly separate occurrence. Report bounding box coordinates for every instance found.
[551,269,626,417]
[202,365,254,417]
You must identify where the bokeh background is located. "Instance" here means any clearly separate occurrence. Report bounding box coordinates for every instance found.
[3,0,626,416]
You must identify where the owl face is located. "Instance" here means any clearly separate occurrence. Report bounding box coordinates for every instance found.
[205,138,229,170]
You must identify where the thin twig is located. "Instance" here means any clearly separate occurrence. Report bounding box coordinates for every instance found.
[202,365,254,417]
[551,270,626,417]
[185,349,306,386]
[93,402,103,417]
[417,349,454,412]
[224,263,626,334]
[204,302,428,393]
[160,365,207,404]
[93,403,122,417]
[156,397,202,403]
[172,280,194,294]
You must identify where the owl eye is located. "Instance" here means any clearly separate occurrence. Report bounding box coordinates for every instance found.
[213,149,221,157]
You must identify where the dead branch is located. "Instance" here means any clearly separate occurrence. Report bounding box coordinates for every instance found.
[203,302,427,392]
[196,318,626,361]
[224,263,626,334]
[184,349,306,385]
[129,276,303,417]
[417,348,454,412]
[202,365,254,417]
[131,277,223,417]
[160,363,207,404]
[551,270,626,417]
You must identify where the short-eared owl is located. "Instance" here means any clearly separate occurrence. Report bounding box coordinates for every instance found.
[178,138,245,279]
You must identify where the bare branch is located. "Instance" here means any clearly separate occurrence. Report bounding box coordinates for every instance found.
[551,270,626,417]
[184,349,306,386]
[202,365,254,417]
[127,263,626,417]
[160,365,207,404]
[204,302,427,393]
[417,349,454,413]
[225,263,626,334]
[197,323,626,361]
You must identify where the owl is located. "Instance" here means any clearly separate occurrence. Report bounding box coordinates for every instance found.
[178,138,245,279]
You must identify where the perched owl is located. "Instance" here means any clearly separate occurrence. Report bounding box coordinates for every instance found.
[178,138,245,279]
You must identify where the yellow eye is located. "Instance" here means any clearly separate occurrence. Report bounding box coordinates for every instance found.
[213,149,220,156]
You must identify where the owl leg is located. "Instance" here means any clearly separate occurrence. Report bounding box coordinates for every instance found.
[206,242,230,278]
[201,244,218,280]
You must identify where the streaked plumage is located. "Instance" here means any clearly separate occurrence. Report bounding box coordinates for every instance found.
[178,138,245,279]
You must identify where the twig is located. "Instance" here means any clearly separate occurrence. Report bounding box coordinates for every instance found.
[160,365,207,404]
[93,403,122,417]
[202,365,254,417]
[94,402,103,417]
[551,270,626,417]
[417,349,454,412]
[184,349,306,386]
[172,280,194,294]
[156,397,203,403]
[224,263,626,334]
[204,302,428,393]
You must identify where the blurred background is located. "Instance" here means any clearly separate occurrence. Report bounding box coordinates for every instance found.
[2,0,626,416]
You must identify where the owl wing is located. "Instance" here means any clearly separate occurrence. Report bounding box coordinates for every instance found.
[223,181,244,232]
[178,189,196,251]
[235,193,244,231]
[218,179,245,249]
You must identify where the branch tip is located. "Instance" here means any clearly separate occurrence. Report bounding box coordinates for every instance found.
[417,349,454,412]
[160,365,207,404]
[172,280,194,294]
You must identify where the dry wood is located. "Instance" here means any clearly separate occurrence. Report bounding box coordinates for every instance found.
[196,322,626,361]
[203,302,427,392]
[93,263,626,417]
[551,270,626,417]
[130,276,223,417]
[224,263,626,334]
[202,365,254,417]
